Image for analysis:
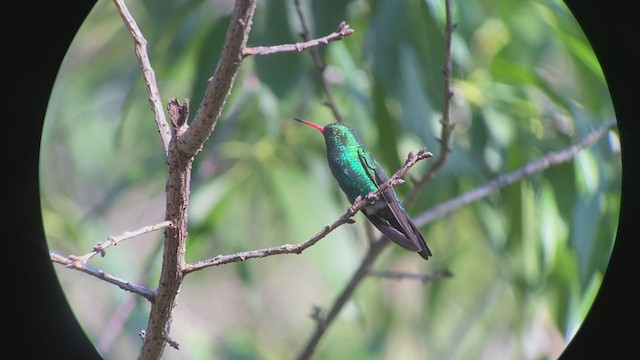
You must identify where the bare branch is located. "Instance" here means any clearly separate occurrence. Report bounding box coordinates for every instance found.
[50,252,155,302]
[298,267,454,359]
[57,221,171,267]
[413,118,618,227]
[176,0,258,158]
[98,294,138,353]
[296,4,457,356]
[97,240,164,354]
[296,237,389,360]
[184,149,433,274]
[293,0,345,123]
[405,0,456,207]
[369,269,454,283]
[296,117,616,359]
[140,2,258,358]
[112,0,172,155]
[243,21,354,57]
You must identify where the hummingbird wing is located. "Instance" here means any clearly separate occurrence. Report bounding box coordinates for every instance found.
[357,147,432,259]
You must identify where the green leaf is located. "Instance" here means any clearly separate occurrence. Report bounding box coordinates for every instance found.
[251,0,305,96]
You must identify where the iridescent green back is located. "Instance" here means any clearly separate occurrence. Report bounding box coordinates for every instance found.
[322,124,379,203]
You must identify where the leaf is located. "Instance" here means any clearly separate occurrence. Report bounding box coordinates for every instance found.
[311,0,351,57]
[251,0,304,96]
[398,45,435,147]
[189,15,232,111]
[570,193,602,287]
[372,80,401,172]
[364,0,409,88]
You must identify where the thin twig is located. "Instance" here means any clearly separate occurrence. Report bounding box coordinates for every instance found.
[184,149,433,274]
[293,1,617,356]
[369,269,454,283]
[297,2,457,357]
[112,0,172,155]
[162,333,180,350]
[97,294,138,354]
[413,118,618,227]
[60,221,171,267]
[293,0,345,123]
[243,21,353,58]
[296,237,389,360]
[405,0,456,207]
[50,252,155,302]
[296,117,617,360]
[97,239,164,354]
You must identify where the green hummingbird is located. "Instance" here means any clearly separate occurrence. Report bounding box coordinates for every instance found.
[294,118,432,260]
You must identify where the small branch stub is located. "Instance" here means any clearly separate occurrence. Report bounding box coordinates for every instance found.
[168,98,190,130]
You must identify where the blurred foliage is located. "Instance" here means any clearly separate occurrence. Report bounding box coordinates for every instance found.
[41,0,619,359]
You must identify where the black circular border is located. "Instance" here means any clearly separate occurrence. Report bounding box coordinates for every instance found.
[8,0,637,358]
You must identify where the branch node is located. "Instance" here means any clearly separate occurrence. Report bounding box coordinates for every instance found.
[337,21,353,36]
[417,148,434,159]
[310,305,322,321]
[403,151,415,166]
[162,333,180,350]
[167,98,190,129]
[447,90,454,99]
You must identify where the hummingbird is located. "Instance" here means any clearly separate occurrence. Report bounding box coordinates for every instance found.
[294,118,432,260]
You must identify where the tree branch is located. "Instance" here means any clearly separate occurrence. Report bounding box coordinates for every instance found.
[369,269,454,283]
[293,1,619,357]
[176,0,258,158]
[296,237,389,360]
[243,21,353,58]
[413,118,618,227]
[295,116,616,359]
[52,1,358,358]
[57,221,171,267]
[112,0,172,155]
[293,0,345,123]
[184,148,433,274]
[296,2,457,356]
[139,2,258,358]
[50,252,155,302]
[405,0,456,207]
[97,240,164,354]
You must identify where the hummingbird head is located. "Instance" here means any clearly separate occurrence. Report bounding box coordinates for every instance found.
[294,118,361,148]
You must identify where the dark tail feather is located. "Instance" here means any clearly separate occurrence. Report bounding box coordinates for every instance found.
[418,248,432,260]
[365,213,432,260]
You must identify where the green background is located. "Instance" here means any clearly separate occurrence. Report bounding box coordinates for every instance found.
[41,0,619,359]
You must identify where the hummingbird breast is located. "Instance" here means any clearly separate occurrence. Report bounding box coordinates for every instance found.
[326,144,378,203]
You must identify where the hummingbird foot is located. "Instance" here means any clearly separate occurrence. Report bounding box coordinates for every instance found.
[66,254,91,268]
[365,192,379,203]
[348,196,363,215]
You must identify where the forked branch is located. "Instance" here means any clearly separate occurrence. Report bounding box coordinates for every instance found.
[243,21,354,57]
[112,0,172,154]
[184,149,433,274]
